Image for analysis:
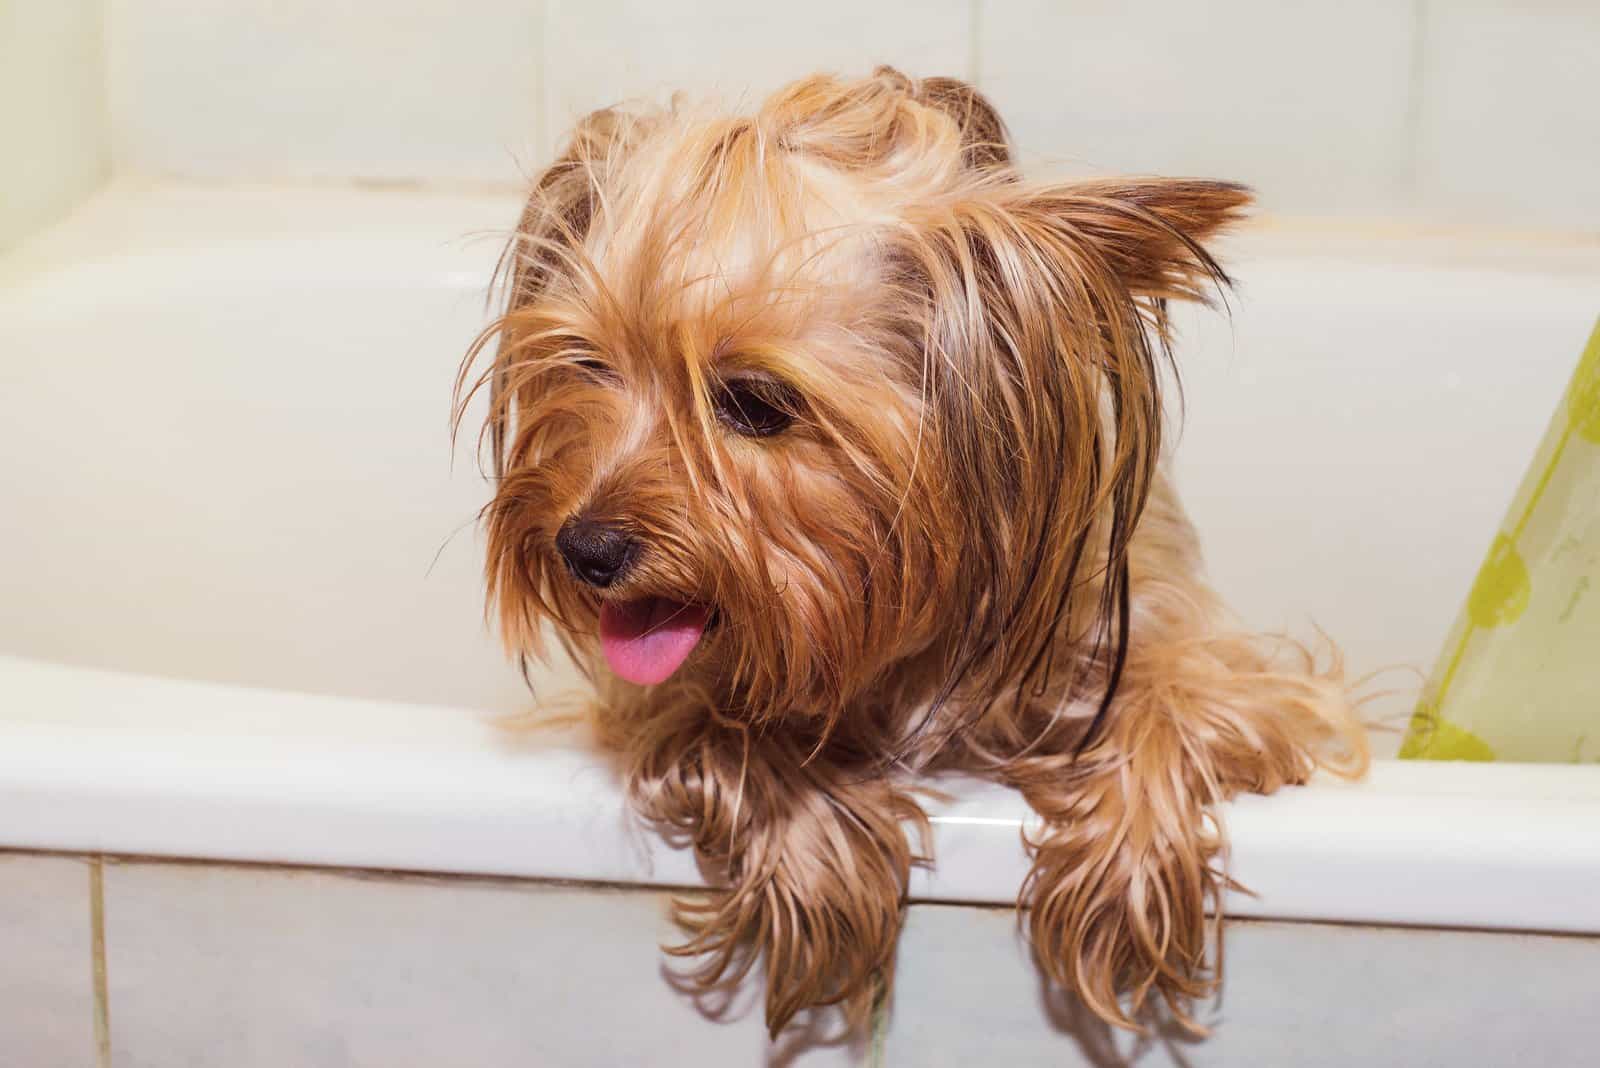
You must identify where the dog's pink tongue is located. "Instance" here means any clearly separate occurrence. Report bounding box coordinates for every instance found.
[598,598,709,685]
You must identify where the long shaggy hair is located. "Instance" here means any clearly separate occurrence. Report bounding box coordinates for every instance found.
[457,67,1367,1035]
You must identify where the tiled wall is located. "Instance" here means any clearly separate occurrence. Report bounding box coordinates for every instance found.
[0,854,99,1066]
[0,1,110,249]
[4,850,1598,1066]
[98,0,1599,231]
[104,0,546,185]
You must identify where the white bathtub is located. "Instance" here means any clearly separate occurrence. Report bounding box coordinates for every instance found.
[2,184,1598,1067]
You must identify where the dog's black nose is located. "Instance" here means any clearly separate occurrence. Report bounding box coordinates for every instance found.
[555,518,638,588]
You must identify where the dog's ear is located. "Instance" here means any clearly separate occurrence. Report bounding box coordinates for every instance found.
[463,107,650,477]
[869,66,1010,169]
[502,106,638,310]
[892,178,1250,737]
[1025,178,1252,301]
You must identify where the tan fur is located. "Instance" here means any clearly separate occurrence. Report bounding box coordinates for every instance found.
[457,67,1368,1036]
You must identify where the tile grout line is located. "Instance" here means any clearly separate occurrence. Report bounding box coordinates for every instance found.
[95,0,116,185]
[967,0,983,86]
[90,857,111,1068]
[1400,0,1430,204]
[536,0,549,165]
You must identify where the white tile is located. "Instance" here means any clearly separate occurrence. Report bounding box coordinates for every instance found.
[0,0,109,248]
[103,862,860,1067]
[0,853,97,1066]
[543,0,972,156]
[1415,1,1600,230]
[978,0,1417,216]
[105,1,544,184]
[886,906,1600,1065]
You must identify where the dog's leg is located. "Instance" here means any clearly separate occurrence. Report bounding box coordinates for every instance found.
[1003,613,1368,1031]
[624,717,926,1036]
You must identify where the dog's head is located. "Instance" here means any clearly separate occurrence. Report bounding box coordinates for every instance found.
[459,68,1247,734]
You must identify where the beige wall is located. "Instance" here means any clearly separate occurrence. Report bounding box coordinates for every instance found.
[6,2,1597,238]
[0,0,110,249]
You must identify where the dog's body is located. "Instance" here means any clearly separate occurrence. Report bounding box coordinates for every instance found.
[460,69,1367,1034]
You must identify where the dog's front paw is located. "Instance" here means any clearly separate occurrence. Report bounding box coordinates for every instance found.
[650,755,926,1035]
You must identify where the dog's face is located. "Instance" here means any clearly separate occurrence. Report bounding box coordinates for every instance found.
[461,70,1248,730]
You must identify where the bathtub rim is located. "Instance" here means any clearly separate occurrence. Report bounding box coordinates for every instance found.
[3,652,1598,938]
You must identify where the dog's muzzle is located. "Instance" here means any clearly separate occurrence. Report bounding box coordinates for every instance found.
[556,518,638,588]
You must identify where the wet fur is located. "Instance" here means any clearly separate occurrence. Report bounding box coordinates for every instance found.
[457,68,1368,1035]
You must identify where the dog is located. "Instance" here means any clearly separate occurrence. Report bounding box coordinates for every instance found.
[457,67,1368,1036]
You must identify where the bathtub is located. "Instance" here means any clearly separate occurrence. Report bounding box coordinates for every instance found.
[2,183,1598,1067]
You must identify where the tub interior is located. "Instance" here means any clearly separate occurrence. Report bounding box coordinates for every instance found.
[4,185,1597,729]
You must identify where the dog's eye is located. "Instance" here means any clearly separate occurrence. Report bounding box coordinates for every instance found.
[714,375,798,438]
[571,353,618,383]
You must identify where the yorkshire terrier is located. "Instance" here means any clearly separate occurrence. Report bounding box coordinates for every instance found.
[458,68,1368,1035]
